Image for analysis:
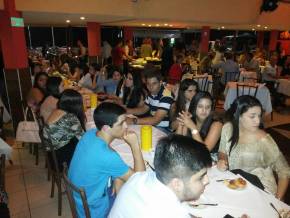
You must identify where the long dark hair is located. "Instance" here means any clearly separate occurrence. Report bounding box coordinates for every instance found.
[46,76,62,98]
[34,72,48,94]
[225,95,263,154]
[57,89,86,130]
[122,71,146,108]
[175,79,198,117]
[188,91,215,139]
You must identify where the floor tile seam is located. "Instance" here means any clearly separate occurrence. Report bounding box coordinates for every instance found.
[18,146,33,218]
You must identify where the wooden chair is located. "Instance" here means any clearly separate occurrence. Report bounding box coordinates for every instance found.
[236,83,259,98]
[194,75,208,91]
[0,154,5,190]
[63,162,91,218]
[36,115,51,181]
[44,133,64,216]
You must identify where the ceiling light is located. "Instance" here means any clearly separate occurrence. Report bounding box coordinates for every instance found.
[218,27,221,30]
[221,26,225,29]
[156,24,160,27]
[252,28,255,31]
[164,23,168,26]
[142,23,145,26]
[169,24,173,27]
[257,24,261,27]
[264,26,268,29]
[66,20,71,23]
[80,17,85,20]
[148,24,152,27]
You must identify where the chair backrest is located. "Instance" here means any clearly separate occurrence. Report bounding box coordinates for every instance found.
[0,154,5,189]
[225,71,240,84]
[236,83,259,98]
[63,163,91,218]
[194,76,208,91]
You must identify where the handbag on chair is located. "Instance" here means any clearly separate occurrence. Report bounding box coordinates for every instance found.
[16,107,41,143]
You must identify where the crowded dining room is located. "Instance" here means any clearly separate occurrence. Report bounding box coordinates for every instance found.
[1,0,290,217]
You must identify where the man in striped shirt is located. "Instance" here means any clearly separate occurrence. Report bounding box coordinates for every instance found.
[126,68,174,130]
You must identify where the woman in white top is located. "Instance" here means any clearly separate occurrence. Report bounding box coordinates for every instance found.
[78,63,102,92]
[218,95,290,199]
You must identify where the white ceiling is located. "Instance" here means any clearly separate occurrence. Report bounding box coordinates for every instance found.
[0,0,289,30]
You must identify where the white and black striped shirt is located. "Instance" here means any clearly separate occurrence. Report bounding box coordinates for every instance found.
[145,85,174,128]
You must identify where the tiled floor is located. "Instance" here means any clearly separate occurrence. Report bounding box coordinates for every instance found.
[4,108,290,218]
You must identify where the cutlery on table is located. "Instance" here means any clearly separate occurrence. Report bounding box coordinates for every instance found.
[270,203,282,218]
[189,203,218,207]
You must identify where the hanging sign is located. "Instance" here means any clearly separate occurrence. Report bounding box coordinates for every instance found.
[11,17,24,27]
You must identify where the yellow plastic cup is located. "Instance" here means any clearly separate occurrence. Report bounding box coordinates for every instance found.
[90,94,98,108]
[141,125,152,151]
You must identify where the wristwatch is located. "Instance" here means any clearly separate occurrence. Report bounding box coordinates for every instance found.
[191,129,198,135]
[133,118,138,125]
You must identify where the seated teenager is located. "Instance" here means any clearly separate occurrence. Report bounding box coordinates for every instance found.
[78,63,102,92]
[108,134,212,218]
[68,65,82,82]
[217,95,290,199]
[68,102,145,218]
[43,89,85,170]
[40,76,64,123]
[170,79,198,131]
[98,70,122,95]
[126,68,174,130]
[113,71,146,108]
[177,91,223,155]
[26,72,48,112]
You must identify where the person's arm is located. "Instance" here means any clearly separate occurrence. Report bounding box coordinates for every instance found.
[136,109,168,126]
[178,112,223,151]
[276,178,289,200]
[126,104,150,116]
[119,131,145,182]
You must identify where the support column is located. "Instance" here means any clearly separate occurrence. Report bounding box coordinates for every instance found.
[269,30,279,52]
[200,26,210,57]
[123,26,133,42]
[257,31,264,49]
[0,0,31,131]
[87,22,101,64]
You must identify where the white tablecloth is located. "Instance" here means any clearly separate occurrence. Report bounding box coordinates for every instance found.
[277,79,290,97]
[239,70,257,82]
[224,82,272,114]
[184,167,290,218]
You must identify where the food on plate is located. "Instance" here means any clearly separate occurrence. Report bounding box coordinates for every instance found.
[224,178,247,190]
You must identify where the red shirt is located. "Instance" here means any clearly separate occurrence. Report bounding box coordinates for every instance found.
[168,63,182,84]
[112,46,124,66]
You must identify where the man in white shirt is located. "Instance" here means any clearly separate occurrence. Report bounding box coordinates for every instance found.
[108,134,212,218]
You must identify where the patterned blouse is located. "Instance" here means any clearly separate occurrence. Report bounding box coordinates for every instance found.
[219,123,290,194]
[43,113,84,151]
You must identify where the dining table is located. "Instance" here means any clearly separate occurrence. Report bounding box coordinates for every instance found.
[183,166,290,218]
[84,108,290,217]
[277,78,290,97]
[224,82,273,114]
